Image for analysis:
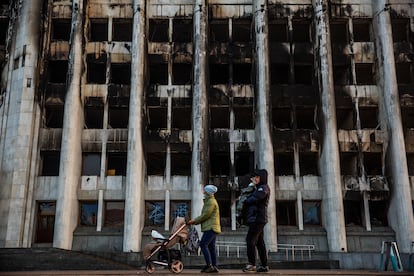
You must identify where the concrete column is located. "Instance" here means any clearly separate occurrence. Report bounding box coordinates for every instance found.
[253,0,277,251]
[372,0,414,253]
[312,0,347,252]
[53,0,84,250]
[1,0,42,247]
[123,0,146,252]
[191,0,209,221]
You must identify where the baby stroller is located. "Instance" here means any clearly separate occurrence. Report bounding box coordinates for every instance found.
[143,216,188,274]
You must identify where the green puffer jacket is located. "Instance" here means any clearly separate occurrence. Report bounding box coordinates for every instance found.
[193,195,221,234]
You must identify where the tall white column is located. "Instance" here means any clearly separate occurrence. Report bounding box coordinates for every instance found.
[312,0,347,252]
[53,0,84,250]
[372,0,414,253]
[253,0,278,251]
[191,0,209,221]
[123,0,146,252]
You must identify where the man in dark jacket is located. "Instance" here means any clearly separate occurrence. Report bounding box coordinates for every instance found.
[242,169,270,273]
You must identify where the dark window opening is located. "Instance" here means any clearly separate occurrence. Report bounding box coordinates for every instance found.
[148,19,169,42]
[108,106,129,128]
[303,201,321,225]
[107,152,127,176]
[333,64,351,85]
[82,153,101,176]
[0,19,8,45]
[210,152,230,176]
[51,19,71,41]
[299,153,318,176]
[269,22,288,42]
[149,63,168,85]
[391,19,409,43]
[80,201,98,226]
[296,107,315,129]
[294,65,313,85]
[407,154,414,175]
[340,153,357,175]
[147,107,167,129]
[147,152,166,175]
[112,18,132,41]
[275,153,294,175]
[344,200,363,226]
[216,191,231,227]
[355,63,375,85]
[330,22,348,43]
[271,63,289,84]
[172,107,191,130]
[171,153,191,175]
[233,63,252,84]
[336,108,353,130]
[87,54,107,84]
[353,21,371,42]
[401,107,414,128]
[235,152,254,176]
[369,200,388,226]
[396,63,412,84]
[292,21,311,43]
[276,201,297,226]
[234,106,254,129]
[232,19,251,42]
[41,151,60,176]
[173,19,192,43]
[111,63,131,85]
[89,18,108,42]
[210,64,229,85]
[272,107,291,129]
[104,201,124,227]
[45,105,64,128]
[48,60,68,83]
[172,63,192,85]
[364,152,382,175]
[210,106,229,128]
[84,97,104,129]
[210,20,229,42]
[359,107,378,129]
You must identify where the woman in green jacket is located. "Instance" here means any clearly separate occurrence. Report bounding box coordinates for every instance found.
[188,185,221,273]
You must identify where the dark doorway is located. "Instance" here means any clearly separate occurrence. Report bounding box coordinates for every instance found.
[35,202,56,243]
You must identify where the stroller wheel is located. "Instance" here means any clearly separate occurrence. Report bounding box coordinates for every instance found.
[170,260,184,273]
[145,262,155,274]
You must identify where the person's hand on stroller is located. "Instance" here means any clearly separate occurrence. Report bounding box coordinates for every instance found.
[187,219,195,225]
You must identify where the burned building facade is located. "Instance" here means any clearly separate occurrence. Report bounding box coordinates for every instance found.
[0,0,413,269]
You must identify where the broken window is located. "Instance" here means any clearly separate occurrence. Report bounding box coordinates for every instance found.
[299,153,319,176]
[333,64,352,85]
[145,201,165,226]
[80,201,98,226]
[275,153,294,175]
[172,107,191,130]
[107,152,127,176]
[330,21,348,44]
[293,21,311,43]
[359,106,378,129]
[210,19,229,42]
[232,19,251,42]
[0,18,8,45]
[269,21,287,42]
[276,201,297,226]
[41,151,60,176]
[104,201,124,227]
[112,18,132,42]
[172,63,192,85]
[344,200,363,226]
[110,63,131,85]
[171,201,190,224]
[89,18,108,42]
[171,153,191,175]
[210,64,229,85]
[149,55,168,85]
[407,154,414,175]
[363,152,382,176]
[234,106,254,129]
[272,107,291,128]
[355,63,375,85]
[51,19,71,41]
[210,152,230,176]
[303,201,321,225]
[296,107,315,129]
[294,65,313,85]
[401,107,414,128]
[173,19,192,43]
[391,19,409,43]
[353,20,371,42]
[147,107,167,129]
[369,200,388,226]
[216,191,231,227]
[87,54,107,84]
[148,19,169,42]
[210,106,229,128]
[235,151,254,176]
[233,63,252,84]
[147,152,166,175]
[395,63,413,84]
[340,152,357,175]
[48,60,68,83]
[271,63,289,85]
[108,105,129,128]
[45,105,64,128]
[82,153,101,176]
[336,108,354,130]
[84,97,104,129]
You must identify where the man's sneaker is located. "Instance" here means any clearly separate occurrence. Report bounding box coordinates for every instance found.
[256,266,269,273]
[200,265,210,272]
[242,264,256,272]
[202,265,218,273]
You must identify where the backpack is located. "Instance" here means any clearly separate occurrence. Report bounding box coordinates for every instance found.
[184,225,200,254]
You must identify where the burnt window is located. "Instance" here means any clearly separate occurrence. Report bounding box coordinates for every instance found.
[299,153,319,176]
[84,97,104,129]
[294,65,313,85]
[401,107,414,128]
[147,152,166,175]
[210,106,229,128]
[235,152,254,176]
[391,19,410,43]
[87,54,107,84]
[353,20,371,42]
[233,63,252,84]
[340,152,357,175]
[104,201,124,227]
[232,19,251,42]
[173,19,192,43]
[330,22,348,43]
[147,107,167,129]
[171,153,191,175]
[210,152,230,176]
[407,154,414,175]
[234,106,254,129]
[172,63,192,85]
[359,106,378,129]
[41,151,60,176]
[303,201,321,225]
[395,63,413,84]
[364,152,382,176]
[108,105,129,128]
[210,20,229,42]
[172,107,191,130]
[110,63,131,85]
[269,21,288,42]
[89,18,108,42]
[355,63,375,85]
[0,18,8,45]
[296,107,315,129]
[107,152,127,176]
[51,19,71,41]
[277,201,297,226]
[210,64,229,85]
[275,153,294,175]
[149,55,168,85]
[369,200,388,226]
[148,19,169,42]
[293,21,311,43]
[333,64,352,85]
[271,63,289,85]
[80,201,98,226]
[112,18,132,41]
[48,60,68,83]
[82,153,101,176]
[45,105,64,128]
[336,108,353,130]
[272,107,291,128]
[344,200,363,226]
